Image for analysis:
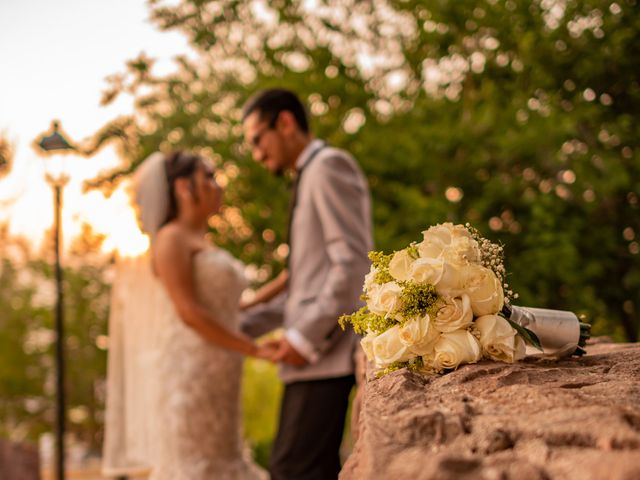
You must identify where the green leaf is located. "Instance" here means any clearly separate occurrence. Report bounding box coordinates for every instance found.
[506,318,543,352]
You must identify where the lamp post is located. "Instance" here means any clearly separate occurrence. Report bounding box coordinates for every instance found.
[34,120,76,480]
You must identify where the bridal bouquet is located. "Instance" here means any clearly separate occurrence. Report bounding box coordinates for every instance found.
[340,222,541,375]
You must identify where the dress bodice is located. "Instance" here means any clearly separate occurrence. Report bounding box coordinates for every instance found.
[192,248,248,328]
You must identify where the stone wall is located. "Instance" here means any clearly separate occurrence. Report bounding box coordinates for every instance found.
[341,340,640,480]
[0,439,40,480]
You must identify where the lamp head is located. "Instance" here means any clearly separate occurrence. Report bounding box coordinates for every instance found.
[37,121,75,153]
[34,121,76,186]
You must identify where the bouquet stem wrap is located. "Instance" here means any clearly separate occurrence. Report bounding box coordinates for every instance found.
[509,306,584,358]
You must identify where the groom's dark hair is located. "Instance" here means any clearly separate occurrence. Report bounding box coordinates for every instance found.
[242,88,310,133]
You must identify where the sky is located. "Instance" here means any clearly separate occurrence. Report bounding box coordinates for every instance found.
[0,0,191,256]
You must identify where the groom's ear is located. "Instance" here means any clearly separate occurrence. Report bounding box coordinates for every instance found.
[277,110,299,135]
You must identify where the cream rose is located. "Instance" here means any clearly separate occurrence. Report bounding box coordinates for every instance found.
[422,222,457,245]
[399,314,439,355]
[366,281,403,316]
[475,314,526,363]
[434,260,467,297]
[408,257,444,285]
[433,294,473,333]
[363,265,378,293]
[360,332,376,363]
[423,222,473,245]
[417,238,446,259]
[371,326,412,367]
[429,330,482,371]
[419,223,480,265]
[417,224,450,258]
[443,236,481,265]
[388,249,413,282]
[463,264,504,316]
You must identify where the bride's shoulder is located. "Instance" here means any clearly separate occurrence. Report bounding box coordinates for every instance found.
[155,222,183,241]
[154,223,184,249]
[152,223,197,259]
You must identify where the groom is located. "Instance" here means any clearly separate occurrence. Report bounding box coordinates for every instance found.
[240,88,373,479]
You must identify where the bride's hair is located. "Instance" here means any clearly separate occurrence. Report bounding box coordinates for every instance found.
[162,150,203,227]
[132,150,205,238]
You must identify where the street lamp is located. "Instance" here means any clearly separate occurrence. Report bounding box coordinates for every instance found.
[34,120,76,480]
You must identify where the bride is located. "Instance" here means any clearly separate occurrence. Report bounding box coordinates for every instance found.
[102,151,270,479]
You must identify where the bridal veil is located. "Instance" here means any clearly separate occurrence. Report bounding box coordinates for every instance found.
[102,152,168,476]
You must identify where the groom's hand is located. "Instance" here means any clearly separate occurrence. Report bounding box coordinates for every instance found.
[255,341,280,362]
[274,337,308,367]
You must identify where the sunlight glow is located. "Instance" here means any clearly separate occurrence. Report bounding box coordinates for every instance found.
[0,147,149,258]
[0,0,191,259]
[87,182,150,258]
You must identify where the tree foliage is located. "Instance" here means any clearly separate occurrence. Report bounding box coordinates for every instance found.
[0,134,12,178]
[0,225,110,450]
[93,1,638,337]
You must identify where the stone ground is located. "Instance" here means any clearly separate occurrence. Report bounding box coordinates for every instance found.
[341,339,640,480]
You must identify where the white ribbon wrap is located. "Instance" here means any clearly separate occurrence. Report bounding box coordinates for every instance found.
[510,306,581,358]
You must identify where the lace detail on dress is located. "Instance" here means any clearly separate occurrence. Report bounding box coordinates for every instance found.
[103,250,266,480]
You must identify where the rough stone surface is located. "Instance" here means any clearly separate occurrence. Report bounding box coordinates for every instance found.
[0,439,40,480]
[341,340,640,480]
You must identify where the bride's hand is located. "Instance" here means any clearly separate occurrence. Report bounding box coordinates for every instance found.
[254,340,280,362]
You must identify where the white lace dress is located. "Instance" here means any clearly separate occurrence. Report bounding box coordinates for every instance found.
[103,249,267,480]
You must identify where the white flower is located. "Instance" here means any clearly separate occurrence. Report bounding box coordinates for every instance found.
[428,330,482,371]
[398,314,439,355]
[408,257,444,285]
[366,281,402,317]
[423,222,460,244]
[417,238,446,259]
[419,223,480,264]
[434,260,467,297]
[417,224,450,258]
[462,264,504,316]
[433,294,473,333]
[371,326,413,367]
[360,332,376,363]
[363,265,378,293]
[475,314,526,363]
[443,235,481,265]
[388,249,413,282]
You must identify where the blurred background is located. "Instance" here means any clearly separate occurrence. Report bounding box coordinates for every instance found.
[1,0,638,477]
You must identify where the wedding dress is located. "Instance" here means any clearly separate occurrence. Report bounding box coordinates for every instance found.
[102,248,267,480]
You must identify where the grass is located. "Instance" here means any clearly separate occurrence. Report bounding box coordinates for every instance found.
[242,358,283,467]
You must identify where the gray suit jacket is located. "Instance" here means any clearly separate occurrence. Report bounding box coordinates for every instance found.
[241,142,373,383]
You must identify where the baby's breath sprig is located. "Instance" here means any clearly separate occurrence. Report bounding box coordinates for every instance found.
[465,223,519,303]
[339,307,397,335]
[397,282,440,321]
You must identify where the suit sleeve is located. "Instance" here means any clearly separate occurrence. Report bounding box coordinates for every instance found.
[292,154,372,354]
[239,291,286,338]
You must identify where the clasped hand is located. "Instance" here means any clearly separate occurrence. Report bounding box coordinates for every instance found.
[254,337,308,367]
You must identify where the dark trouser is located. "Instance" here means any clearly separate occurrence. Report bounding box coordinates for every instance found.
[270,375,355,480]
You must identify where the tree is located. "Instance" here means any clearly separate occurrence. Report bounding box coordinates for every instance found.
[0,134,11,177]
[91,1,638,338]
[0,224,110,452]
